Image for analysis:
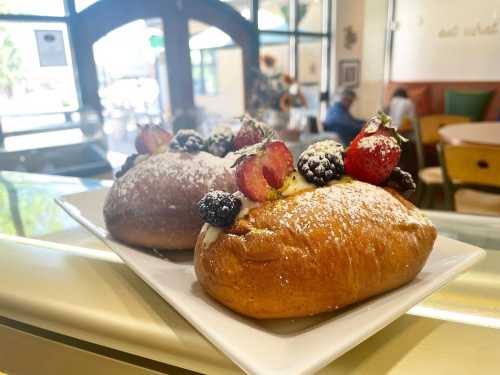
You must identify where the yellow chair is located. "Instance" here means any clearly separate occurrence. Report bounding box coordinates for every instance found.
[414,114,470,207]
[439,144,500,216]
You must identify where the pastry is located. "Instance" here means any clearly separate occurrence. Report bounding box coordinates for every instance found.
[104,116,277,250]
[195,112,435,319]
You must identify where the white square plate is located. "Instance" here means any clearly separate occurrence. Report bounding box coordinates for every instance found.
[56,188,485,375]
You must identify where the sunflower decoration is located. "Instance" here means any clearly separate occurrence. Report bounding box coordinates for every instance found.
[250,54,307,117]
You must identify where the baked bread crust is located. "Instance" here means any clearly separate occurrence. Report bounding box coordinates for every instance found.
[194,180,436,319]
[104,151,236,250]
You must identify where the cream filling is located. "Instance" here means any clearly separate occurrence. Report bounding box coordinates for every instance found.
[201,172,350,248]
[201,192,261,248]
[280,171,315,197]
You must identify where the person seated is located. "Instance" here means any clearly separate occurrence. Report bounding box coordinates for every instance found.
[389,88,416,131]
[324,88,364,145]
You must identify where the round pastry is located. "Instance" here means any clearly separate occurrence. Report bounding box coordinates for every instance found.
[194,112,435,319]
[104,150,236,250]
[104,116,277,250]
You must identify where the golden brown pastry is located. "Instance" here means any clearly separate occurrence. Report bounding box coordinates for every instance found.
[195,113,434,319]
[104,150,236,250]
[195,180,436,319]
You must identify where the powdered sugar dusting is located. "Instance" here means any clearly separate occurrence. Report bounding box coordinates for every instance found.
[114,151,233,201]
[358,135,398,152]
[241,180,432,250]
[104,150,237,225]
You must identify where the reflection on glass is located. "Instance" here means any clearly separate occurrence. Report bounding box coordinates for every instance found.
[0,0,65,16]
[259,0,290,30]
[0,172,106,238]
[0,22,79,117]
[189,20,244,119]
[298,0,323,32]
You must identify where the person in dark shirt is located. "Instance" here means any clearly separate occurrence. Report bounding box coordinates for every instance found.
[324,88,365,145]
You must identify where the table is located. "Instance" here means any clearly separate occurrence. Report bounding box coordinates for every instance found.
[1,171,500,374]
[439,122,500,146]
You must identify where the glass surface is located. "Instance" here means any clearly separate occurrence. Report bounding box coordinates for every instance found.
[425,211,500,251]
[75,0,99,12]
[189,20,244,118]
[259,0,290,31]
[298,0,323,32]
[0,22,78,117]
[0,171,108,238]
[94,18,168,132]
[0,0,66,16]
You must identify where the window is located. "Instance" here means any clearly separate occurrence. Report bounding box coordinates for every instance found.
[191,49,218,96]
[0,21,79,133]
[221,0,251,20]
[93,18,168,130]
[257,0,332,115]
[0,0,82,143]
[75,0,99,12]
[0,0,66,17]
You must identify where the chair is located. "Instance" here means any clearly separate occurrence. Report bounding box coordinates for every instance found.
[439,144,500,216]
[414,114,470,207]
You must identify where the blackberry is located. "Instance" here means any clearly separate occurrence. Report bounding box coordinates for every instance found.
[198,191,242,228]
[206,128,235,157]
[170,129,205,152]
[385,167,416,197]
[297,141,344,186]
[115,153,139,179]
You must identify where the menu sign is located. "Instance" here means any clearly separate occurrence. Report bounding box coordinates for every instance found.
[35,30,67,67]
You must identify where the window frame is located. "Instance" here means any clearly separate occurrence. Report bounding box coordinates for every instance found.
[249,0,333,107]
[192,49,218,96]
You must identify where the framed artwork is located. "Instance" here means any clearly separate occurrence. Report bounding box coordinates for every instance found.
[338,59,360,88]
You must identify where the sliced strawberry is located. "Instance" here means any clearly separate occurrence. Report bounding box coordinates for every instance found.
[236,155,273,202]
[233,115,277,150]
[261,141,294,188]
[135,125,173,154]
[235,140,294,201]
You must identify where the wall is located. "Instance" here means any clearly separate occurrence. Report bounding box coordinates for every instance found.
[391,0,500,81]
[194,48,244,118]
[359,0,388,117]
[334,0,388,119]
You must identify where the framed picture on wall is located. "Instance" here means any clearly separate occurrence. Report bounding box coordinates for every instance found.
[338,59,360,88]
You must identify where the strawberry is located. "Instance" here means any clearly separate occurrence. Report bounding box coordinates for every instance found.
[135,125,173,154]
[344,111,407,185]
[236,154,272,202]
[261,141,294,188]
[233,114,277,150]
[235,140,294,202]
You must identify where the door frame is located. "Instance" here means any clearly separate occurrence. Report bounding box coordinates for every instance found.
[69,0,259,117]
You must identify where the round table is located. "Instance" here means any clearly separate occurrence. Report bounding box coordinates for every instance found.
[439,122,500,146]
